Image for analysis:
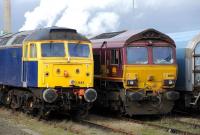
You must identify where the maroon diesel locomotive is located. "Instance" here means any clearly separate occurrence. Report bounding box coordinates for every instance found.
[91,29,179,116]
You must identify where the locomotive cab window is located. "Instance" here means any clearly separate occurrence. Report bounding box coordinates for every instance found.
[127,47,148,64]
[153,47,173,64]
[111,49,121,65]
[24,44,28,58]
[41,42,65,57]
[30,43,37,58]
[68,43,90,58]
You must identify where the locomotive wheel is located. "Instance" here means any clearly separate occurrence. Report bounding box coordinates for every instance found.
[2,91,12,106]
[37,106,50,120]
[37,108,45,120]
[119,99,125,116]
[23,97,34,114]
[10,95,20,109]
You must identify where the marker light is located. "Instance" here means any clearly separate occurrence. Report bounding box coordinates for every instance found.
[64,70,69,77]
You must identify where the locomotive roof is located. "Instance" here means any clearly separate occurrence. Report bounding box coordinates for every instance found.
[0,27,90,46]
[0,33,13,38]
[0,31,33,46]
[25,27,90,42]
[91,28,175,48]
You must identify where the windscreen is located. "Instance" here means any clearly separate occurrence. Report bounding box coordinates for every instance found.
[41,43,65,57]
[127,47,148,64]
[153,47,173,64]
[68,43,90,57]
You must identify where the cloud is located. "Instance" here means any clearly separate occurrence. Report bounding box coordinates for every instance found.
[87,12,120,35]
[18,0,200,35]
[20,0,68,31]
[19,0,132,35]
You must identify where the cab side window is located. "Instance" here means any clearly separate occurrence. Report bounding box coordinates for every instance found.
[111,49,121,65]
[24,44,28,58]
[30,43,37,58]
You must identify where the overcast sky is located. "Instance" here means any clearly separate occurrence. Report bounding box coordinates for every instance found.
[0,0,200,35]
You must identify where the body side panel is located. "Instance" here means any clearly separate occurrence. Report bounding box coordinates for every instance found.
[0,47,22,87]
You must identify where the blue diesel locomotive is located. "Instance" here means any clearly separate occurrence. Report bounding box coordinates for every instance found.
[0,27,97,118]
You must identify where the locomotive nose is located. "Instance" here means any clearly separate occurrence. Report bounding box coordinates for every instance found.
[84,89,97,103]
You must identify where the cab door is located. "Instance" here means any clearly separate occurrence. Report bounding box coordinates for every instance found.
[22,43,28,87]
[22,43,38,87]
[108,48,122,77]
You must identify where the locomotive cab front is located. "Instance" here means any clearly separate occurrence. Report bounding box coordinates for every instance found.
[23,41,96,105]
[125,42,177,94]
[123,40,179,115]
[20,28,97,117]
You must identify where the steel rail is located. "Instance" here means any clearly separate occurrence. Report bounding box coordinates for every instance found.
[173,119,200,129]
[79,119,136,135]
[123,118,200,135]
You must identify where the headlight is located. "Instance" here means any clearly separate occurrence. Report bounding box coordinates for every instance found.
[163,80,175,86]
[127,80,138,86]
[84,89,97,103]
[43,89,58,103]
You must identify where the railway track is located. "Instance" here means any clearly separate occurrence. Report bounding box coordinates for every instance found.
[79,119,136,135]
[2,106,200,135]
[79,117,200,135]
[173,119,200,129]
[1,107,135,135]
[22,113,200,135]
[44,120,87,135]
[88,112,200,135]
[41,115,136,135]
[122,117,200,135]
